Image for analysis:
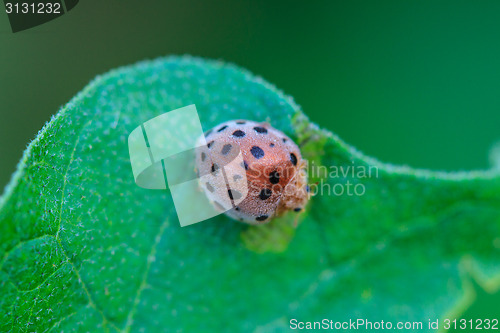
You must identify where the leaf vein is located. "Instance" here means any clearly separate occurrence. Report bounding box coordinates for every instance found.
[122,218,169,333]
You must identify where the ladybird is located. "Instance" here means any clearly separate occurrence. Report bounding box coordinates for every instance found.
[195,120,309,224]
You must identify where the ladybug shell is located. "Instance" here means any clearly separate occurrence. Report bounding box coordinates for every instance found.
[195,120,308,224]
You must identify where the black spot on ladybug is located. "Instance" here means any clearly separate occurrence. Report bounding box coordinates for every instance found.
[294,207,302,212]
[290,153,298,166]
[221,144,232,155]
[233,174,242,181]
[206,182,215,192]
[235,207,240,211]
[269,171,280,184]
[250,146,265,159]
[269,143,275,147]
[214,201,225,211]
[236,121,246,125]
[232,130,246,138]
[217,125,228,132]
[254,126,268,134]
[211,163,219,174]
[201,152,206,162]
[259,188,272,200]
[256,215,268,221]
[207,141,214,149]
[282,138,288,143]
[228,189,242,200]
[242,161,249,170]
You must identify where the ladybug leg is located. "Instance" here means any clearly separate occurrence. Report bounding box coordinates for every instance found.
[293,213,301,228]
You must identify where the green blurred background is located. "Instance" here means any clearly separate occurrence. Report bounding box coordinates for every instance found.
[0,0,499,328]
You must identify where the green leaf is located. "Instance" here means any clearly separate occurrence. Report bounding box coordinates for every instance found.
[1,56,499,332]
